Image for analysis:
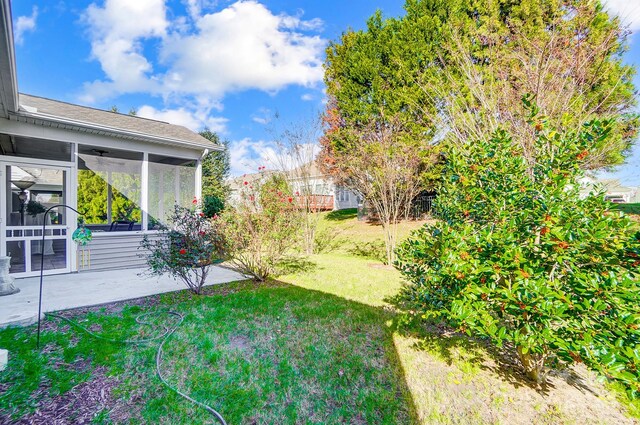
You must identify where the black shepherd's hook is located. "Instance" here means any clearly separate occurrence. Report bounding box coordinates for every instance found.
[36,204,84,349]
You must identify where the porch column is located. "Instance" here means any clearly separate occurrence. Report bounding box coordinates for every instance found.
[174,167,180,205]
[141,152,149,231]
[196,151,205,202]
[158,170,164,224]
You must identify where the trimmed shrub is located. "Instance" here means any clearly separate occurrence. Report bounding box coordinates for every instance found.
[203,194,225,218]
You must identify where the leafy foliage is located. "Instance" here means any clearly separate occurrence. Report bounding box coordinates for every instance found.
[320,5,444,188]
[141,203,225,295]
[199,129,231,201]
[321,0,637,177]
[322,7,442,140]
[25,200,46,217]
[313,226,344,254]
[395,105,640,394]
[219,173,303,281]
[202,194,224,218]
[77,169,141,224]
[435,0,638,170]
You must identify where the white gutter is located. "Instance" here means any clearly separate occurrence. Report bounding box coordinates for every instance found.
[12,109,224,152]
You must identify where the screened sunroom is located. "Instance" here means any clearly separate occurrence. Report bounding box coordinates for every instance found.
[0,95,217,277]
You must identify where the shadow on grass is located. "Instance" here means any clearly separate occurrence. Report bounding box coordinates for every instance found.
[160,280,424,423]
[1,274,602,424]
[389,313,595,397]
[173,280,597,415]
[0,279,420,424]
[347,240,387,264]
[324,208,358,221]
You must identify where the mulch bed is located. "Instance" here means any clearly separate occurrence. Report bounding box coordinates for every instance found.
[0,367,121,425]
[1,296,166,424]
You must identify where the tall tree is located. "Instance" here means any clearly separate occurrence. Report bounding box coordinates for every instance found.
[199,129,230,200]
[433,0,638,170]
[320,2,447,261]
[321,0,637,178]
[320,1,452,187]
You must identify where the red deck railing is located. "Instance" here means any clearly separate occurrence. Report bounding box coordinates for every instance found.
[296,195,334,211]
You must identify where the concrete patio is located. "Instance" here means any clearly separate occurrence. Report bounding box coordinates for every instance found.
[0,266,244,328]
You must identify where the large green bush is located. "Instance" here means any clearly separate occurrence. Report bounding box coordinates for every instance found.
[395,102,640,395]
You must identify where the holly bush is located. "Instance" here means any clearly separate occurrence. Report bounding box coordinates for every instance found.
[141,202,225,295]
[219,173,303,282]
[395,101,640,395]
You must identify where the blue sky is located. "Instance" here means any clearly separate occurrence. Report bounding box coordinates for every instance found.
[9,0,640,181]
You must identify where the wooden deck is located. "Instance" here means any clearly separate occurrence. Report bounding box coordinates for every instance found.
[297,195,334,211]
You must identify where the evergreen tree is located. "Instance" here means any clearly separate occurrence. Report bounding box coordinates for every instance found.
[199,129,230,200]
[321,0,637,175]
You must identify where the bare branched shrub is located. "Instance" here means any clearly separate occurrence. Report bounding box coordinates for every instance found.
[328,113,433,264]
[269,113,327,255]
[431,2,637,171]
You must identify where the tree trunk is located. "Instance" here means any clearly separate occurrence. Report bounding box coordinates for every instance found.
[195,267,208,295]
[304,221,315,255]
[516,346,548,384]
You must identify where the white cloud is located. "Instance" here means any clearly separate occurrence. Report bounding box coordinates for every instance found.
[280,14,324,31]
[79,1,325,137]
[137,105,228,133]
[301,93,314,101]
[80,0,168,102]
[80,1,324,100]
[604,1,640,32]
[184,0,203,19]
[252,117,269,125]
[14,6,38,45]
[229,138,279,175]
[182,0,219,20]
[251,107,272,124]
[160,1,325,98]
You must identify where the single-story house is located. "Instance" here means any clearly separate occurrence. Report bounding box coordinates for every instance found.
[579,176,639,203]
[0,1,221,277]
[228,161,360,211]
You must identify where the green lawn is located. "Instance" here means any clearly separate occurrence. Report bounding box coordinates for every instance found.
[0,281,413,424]
[1,211,638,424]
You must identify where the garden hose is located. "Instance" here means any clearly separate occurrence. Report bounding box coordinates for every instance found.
[45,311,228,425]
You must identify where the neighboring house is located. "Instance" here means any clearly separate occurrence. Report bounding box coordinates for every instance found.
[228,161,360,211]
[227,169,278,207]
[287,161,360,211]
[579,176,639,203]
[0,2,222,277]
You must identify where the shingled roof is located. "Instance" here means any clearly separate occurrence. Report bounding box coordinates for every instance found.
[17,93,218,149]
